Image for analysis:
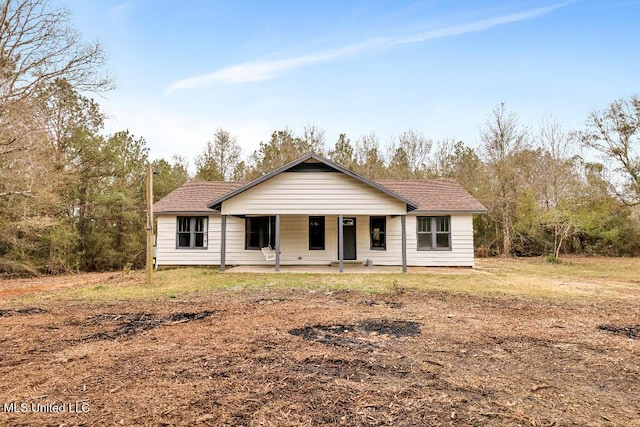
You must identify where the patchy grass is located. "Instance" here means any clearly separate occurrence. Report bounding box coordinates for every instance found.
[2,256,639,303]
[475,256,640,299]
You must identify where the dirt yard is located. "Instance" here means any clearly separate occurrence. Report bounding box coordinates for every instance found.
[0,263,639,426]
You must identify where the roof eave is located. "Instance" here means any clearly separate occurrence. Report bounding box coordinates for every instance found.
[410,209,488,214]
[154,210,220,215]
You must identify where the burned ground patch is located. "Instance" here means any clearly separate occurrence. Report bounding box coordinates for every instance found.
[289,319,420,349]
[254,297,291,304]
[0,307,46,317]
[359,319,420,337]
[598,324,640,339]
[79,310,216,341]
[360,300,403,309]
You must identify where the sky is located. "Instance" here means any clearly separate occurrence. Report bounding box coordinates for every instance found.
[55,0,640,165]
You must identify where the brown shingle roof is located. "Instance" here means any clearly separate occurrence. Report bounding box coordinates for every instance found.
[153,181,245,213]
[154,178,486,214]
[376,180,486,213]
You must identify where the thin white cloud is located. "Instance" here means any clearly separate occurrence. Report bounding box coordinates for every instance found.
[167,40,382,91]
[110,1,135,21]
[166,2,572,93]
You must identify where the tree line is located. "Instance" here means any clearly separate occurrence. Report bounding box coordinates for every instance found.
[1,0,638,276]
[183,98,640,261]
[0,0,144,275]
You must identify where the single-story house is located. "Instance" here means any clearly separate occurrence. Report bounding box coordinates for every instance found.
[153,153,486,272]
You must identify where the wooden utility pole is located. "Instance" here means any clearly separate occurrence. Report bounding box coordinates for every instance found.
[146,163,154,285]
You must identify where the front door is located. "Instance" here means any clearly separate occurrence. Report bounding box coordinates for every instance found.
[339,217,357,260]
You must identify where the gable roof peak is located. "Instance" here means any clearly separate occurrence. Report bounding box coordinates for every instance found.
[207,153,418,211]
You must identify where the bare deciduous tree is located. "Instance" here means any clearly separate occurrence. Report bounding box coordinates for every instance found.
[393,130,432,178]
[0,0,111,198]
[537,116,576,208]
[195,128,242,181]
[536,116,581,259]
[0,0,111,107]
[581,95,640,206]
[354,132,386,179]
[480,103,529,256]
[301,123,326,155]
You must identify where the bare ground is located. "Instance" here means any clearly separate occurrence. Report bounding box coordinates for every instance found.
[0,276,639,426]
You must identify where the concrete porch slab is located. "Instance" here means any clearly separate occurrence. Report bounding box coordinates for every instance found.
[224,265,477,274]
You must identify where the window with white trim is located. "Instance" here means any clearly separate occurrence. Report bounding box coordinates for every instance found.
[177,216,207,249]
[417,216,451,250]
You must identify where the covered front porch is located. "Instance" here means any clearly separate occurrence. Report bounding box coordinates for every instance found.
[218,213,408,273]
[207,154,419,273]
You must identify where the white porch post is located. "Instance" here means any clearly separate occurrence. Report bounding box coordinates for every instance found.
[338,214,344,273]
[275,214,281,272]
[220,215,227,272]
[401,214,407,273]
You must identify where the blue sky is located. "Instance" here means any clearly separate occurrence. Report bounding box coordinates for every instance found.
[56,0,640,164]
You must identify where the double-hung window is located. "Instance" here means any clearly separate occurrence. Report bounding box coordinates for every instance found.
[417,216,451,250]
[245,216,276,250]
[370,216,386,250]
[177,216,207,249]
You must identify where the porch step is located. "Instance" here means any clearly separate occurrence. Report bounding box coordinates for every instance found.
[330,260,364,267]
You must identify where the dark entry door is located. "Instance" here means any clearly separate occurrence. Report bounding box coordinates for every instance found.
[340,217,357,260]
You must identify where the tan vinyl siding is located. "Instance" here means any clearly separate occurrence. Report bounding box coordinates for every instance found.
[354,215,401,265]
[226,215,336,265]
[156,215,339,266]
[221,172,406,215]
[349,214,474,267]
[156,215,220,265]
[155,213,475,267]
[224,216,264,265]
[406,214,474,267]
